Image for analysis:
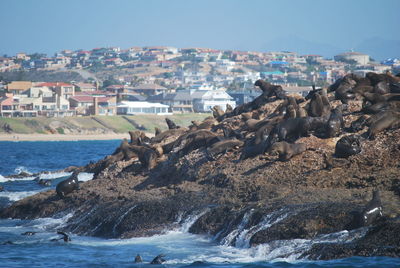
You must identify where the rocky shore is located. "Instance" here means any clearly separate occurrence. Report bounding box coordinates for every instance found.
[1,72,400,260]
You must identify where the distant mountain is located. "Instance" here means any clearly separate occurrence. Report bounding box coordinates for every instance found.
[261,35,343,58]
[355,37,400,61]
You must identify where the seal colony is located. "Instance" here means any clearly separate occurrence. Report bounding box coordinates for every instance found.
[2,71,400,260]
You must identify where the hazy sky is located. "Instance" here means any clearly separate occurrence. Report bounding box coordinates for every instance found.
[1,0,399,58]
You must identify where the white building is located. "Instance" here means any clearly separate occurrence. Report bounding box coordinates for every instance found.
[192,90,236,112]
[117,101,171,115]
[334,52,370,65]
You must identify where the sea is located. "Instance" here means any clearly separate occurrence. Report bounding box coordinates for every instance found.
[0,140,398,267]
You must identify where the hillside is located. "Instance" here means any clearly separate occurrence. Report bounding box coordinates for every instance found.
[0,114,210,136]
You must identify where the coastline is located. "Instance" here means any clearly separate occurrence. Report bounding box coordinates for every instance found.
[0,133,130,141]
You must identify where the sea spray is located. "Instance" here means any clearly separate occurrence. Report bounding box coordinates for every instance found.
[112,205,138,236]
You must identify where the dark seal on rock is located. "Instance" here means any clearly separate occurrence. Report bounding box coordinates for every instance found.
[56,172,80,198]
[335,135,362,158]
[361,190,383,226]
[269,141,307,161]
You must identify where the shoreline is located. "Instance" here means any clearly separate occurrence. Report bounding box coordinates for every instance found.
[0,133,130,141]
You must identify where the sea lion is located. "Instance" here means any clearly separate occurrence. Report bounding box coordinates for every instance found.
[335,135,362,158]
[154,127,162,136]
[284,104,297,119]
[326,106,343,137]
[56,172,80,198]
[165,118,180,129]
[134,254,143,263]
[176,129,221,156]
[335,76,356,104]
[309,92,330,118]
[268,141,306,161]
[50,231,71,242]
[374,81,390,95]
[206,139,244,160]
[350,115,369,132]
[368,110,400,139]
[254,79,286,99]
[129,131,150,145]
[361,190,383,226]
[0,185,3,192]
[129,144,159,171]
[276,117,313,141]
[150,254,166,264]
[225,103,233,114]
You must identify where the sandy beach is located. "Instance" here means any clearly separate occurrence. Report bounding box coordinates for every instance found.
[0,133,131,141]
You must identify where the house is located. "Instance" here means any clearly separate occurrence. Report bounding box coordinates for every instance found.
[228,90,260,106]
[6,81,33,95]
[69,95,117,116]
[147,90,195,113]
[191,89,236,112]
[37,82,75,100]
[334,51,370,65]
[131,84,168,96]
[74,82,97,92]
[117,101,170,115]
[104,58,123,66]
[0,93,15,117]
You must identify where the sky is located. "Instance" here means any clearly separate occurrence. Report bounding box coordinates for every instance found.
[1,0,399,59]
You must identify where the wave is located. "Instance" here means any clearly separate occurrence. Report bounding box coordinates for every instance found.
[0,190,43,202]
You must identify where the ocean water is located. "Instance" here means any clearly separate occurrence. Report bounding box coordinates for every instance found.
[0,140,398,267]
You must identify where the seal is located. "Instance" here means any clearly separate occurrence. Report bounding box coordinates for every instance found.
[56,171,80,198]
[0,185,3,192]
[276,117,313,141]
[268,141,306,161]
[134,254,143,263]
[51,231,71,242]
[165,118,180,129]
[334,135,362,158]
[350,115,369,132]
[206,139,244,160]
[361,190,383,226]
[368,110,400,139]
[150,254,166,264]
[129,144,159,171]
[309,92,330,118]
[326,106,343,137]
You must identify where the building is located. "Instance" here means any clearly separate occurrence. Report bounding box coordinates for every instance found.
[131,84,168,96]
[6,81,33,95]
[74,83,97,92]
[37,82,75,100]
[117,101,170,115]
[192,89,236,112]
[228,90,260,105]
[334,52,370,65]
[69,95,117,115]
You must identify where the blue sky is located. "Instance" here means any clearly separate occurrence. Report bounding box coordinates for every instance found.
[1,0,399,59]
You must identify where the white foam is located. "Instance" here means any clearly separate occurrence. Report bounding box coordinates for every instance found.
[0,190,43,202]
[77,172,94,182]
[38,172,72,180]
[0,171,72,183]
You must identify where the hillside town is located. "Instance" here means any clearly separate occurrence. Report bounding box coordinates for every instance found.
[1,46,399,117]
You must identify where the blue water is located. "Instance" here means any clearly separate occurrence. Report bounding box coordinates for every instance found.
[0,141,398,267]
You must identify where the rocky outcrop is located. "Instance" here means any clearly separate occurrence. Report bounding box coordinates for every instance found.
[1,72,400,260]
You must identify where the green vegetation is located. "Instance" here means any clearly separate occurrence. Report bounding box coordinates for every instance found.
[0,113,212,135]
